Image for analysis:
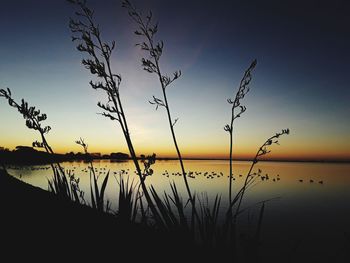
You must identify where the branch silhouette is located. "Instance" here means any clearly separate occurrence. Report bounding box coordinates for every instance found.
[122,0,201,233]
[68,0,164,226]
[0,88,85,203]
[225,60,257,217]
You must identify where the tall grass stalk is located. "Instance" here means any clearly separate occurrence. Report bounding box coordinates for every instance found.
[67,0,164,226]
[221,59,289,255]
[0,88,84,204]
[122,0,201,232]
[225,60,257,209]
[232,129,290,220]
[219,129,288,259]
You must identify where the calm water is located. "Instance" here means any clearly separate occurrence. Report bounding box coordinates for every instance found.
[7,160,350,261]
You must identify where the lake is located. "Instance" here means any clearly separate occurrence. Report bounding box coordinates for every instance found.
[7,160,350,261]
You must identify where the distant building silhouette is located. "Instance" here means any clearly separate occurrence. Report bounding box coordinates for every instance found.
[15,146,38,153]
[110,152,129,159]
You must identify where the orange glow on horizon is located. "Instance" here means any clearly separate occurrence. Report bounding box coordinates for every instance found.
[1,133,349,162]
[47,145,350,161]
[1,124,349,162]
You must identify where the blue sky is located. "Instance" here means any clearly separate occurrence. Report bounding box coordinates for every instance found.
[0,0,349,160]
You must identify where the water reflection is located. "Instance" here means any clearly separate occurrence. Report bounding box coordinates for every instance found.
[8,160,350,209]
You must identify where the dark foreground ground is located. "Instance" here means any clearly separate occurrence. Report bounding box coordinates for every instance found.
[1,169,221,262]
[2,168,350,263]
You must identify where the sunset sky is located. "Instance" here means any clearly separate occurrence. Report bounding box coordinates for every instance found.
[0,0,349,161]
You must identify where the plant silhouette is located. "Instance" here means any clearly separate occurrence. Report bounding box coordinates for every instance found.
[225,60,257,209]
[76,137,111,212]
[122,0,201,233]
[0,88,85,204]
[67,0,164,225]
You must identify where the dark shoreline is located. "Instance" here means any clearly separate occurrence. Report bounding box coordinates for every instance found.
[0,168,224,262]
[2,146,348,165]
[159,158,350,164]
[4,158,350,166]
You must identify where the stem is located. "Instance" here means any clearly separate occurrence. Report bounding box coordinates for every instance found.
[161,87,194,206]
[83,10,164,226]
[225,60,257,228]
[234,159,256,219]
[145,29,202,231]
[228,107,234,207]
[234,132,282,219]
[135,14,200,223]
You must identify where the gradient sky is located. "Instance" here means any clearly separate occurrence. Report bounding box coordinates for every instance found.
[0,0,349,161]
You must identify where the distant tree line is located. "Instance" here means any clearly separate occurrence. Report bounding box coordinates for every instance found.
[0,146,129,165]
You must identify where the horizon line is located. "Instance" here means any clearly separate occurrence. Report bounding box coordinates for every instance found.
[155,157,350,163]
[2,146,349,163]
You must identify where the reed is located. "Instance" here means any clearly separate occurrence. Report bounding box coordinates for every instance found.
[122,0,202,235]
[225,60,257,211]
[0,88,85,204]
[222,59,257,250]
[220,129,289,258]
[67,0,164,226]
[232,129,290,220]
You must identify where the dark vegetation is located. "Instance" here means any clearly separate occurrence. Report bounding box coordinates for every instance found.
[0,168,210,262]
[0,0,292,262]
[0,146,129,165]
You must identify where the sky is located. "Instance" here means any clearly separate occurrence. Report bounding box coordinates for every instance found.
[0,0,349,161]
